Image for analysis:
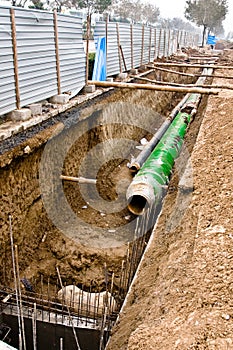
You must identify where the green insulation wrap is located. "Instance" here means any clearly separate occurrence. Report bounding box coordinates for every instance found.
[127,111,191,215]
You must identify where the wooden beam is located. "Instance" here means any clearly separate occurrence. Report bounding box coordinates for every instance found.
[89,80,219,94]
[147,65,195,77]
[153,62,233,70]
[147,65,233,80]
[131,75,233,90]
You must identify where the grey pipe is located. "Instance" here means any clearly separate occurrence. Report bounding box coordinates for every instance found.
[128,67,213,173]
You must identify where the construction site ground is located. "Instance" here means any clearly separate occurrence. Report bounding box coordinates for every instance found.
[107,50,233,350]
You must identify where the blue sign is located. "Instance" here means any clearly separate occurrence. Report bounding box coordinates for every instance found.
[92,36,106,81]
[207,35,217,45]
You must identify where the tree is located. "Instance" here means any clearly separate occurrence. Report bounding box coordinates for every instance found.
[111,0,159,24]
[185,0,228,46]
[73,0,112,17]
[141,2,160,25]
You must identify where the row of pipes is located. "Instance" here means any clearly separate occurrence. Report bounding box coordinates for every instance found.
[126,67,213,215]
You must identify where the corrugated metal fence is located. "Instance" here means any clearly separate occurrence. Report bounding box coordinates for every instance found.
[0,5,199,117]
[0,5,85,116]
[94,22,199,77]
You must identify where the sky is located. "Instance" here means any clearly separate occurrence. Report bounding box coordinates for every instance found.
[154,0,233,34]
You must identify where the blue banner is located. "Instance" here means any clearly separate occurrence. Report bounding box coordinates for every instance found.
[92,36,106,81]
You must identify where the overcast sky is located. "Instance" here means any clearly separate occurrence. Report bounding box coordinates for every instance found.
[154,0,233,34]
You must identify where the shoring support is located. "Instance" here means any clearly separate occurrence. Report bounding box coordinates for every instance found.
[153,62,233,70]
[89,80,219,94]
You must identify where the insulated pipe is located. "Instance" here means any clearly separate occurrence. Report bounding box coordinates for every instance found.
[126,68,213,215]
[129,68,213,173]
[127,111,191,215]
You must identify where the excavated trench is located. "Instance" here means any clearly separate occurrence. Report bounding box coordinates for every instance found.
[0,67,211,349]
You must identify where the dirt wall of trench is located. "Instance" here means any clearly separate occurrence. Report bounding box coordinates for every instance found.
[0,69,197,296]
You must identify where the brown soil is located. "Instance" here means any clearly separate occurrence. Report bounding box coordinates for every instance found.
[107,50,233,349]
[0,69,195,296]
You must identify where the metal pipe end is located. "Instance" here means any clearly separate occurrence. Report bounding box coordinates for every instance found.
[129,162,141,173]
[126,181,155,215]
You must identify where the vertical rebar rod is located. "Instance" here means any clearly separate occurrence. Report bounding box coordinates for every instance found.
[15,244,27,350]
[60,338,63,350]
[99,307,107,350]
[9,216,23,350]
[32,303,37,350]
[56,266,81,350]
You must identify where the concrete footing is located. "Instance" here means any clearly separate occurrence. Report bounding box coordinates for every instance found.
[130,69,138,75]
[49,94,69,104]
[118,72,128,81]
[9,108,31,122]
[84,85,96,93]
[28,103,42,116]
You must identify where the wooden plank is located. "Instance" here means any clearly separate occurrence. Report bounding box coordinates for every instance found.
[131,75,233,89]
[147,65,233,79]
[89,80,219,94]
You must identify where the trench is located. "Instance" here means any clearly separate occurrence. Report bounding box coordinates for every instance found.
[0,68,211,350]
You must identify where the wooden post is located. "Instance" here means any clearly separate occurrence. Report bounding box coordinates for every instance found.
[116,23,122,73]
[167,29,171,57]
[163,29,166,57]
[154,28,157,60]
[130,24,133,69]
[184,31,187,46]
[148,27,152,62]
[105,13,108,75]
[10,9,20,110]
[85,13,91,84]
[177,30,180,50]
[140,25,144,65]
[158,28,162,58]
[53,10,61,94]
[180,30,183,47]
[120,45,127,71]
